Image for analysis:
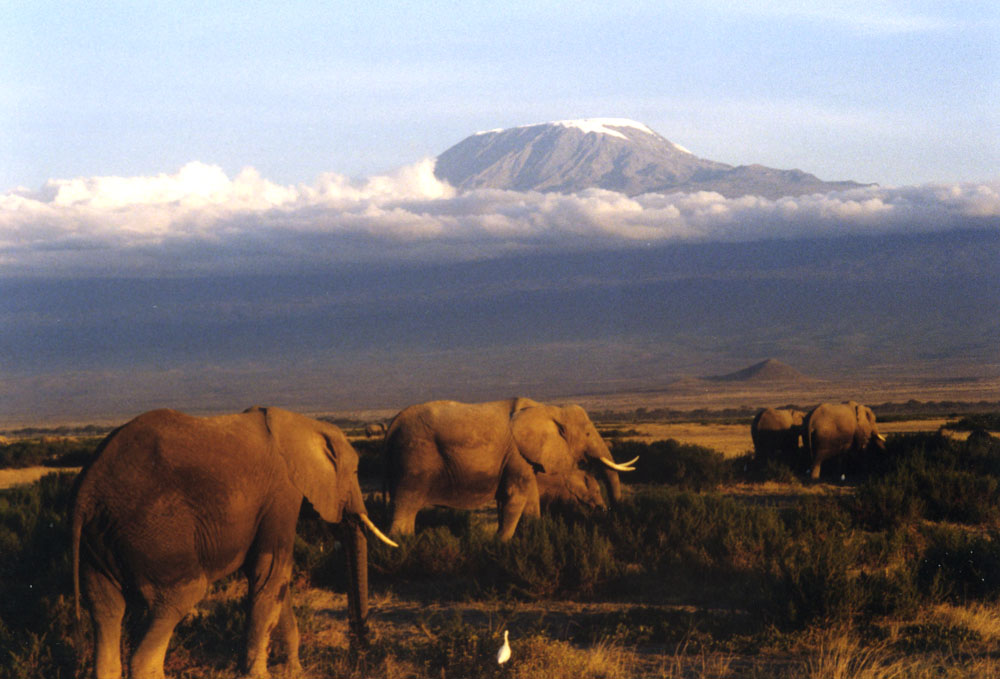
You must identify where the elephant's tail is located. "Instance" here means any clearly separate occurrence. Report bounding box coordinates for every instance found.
[72,521,81,623]
[70,483,86,624]
[802,413,815,459]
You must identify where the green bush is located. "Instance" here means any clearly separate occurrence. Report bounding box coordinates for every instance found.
[611,439,732,490]
[349,438,385,483]
[859,568,921,618]
[607,488,785,583]
[766,527,861,628]
[851,470,926,531]
[917,526,1000,603]
[372,526,475,581]
[950,413,1000,432]
[851,432,1000,528]
[0,473,80,679]
[0,437,99,469]
[480,517,618,599]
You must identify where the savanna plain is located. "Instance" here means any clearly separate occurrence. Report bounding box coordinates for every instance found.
[3,376,1000,679]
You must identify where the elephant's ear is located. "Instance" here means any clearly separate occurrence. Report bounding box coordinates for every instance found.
[261,407,355,523]
[510,406,570,474]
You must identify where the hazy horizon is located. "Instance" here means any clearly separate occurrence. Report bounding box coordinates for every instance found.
[3,229,997,426]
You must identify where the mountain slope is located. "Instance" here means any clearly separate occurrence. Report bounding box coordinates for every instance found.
[434,118,866,199]
[706,359,812,383]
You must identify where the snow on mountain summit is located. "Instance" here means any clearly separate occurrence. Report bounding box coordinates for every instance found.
[547,118,656,139]
[476,118,658,141]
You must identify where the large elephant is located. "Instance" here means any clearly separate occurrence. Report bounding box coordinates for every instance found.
[803,401,886,479]
[384,398,636,540]
[751,407,807,465]
[70,406,396,679]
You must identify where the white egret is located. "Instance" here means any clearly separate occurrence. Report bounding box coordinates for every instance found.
[496,629,511,665]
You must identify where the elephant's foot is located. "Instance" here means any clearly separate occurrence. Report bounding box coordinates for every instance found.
[242,661,272,679]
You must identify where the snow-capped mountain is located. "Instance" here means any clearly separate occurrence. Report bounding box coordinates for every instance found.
[434,118,865,198]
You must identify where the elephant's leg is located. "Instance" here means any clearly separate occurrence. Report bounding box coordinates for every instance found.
[810,456,823,480]
[82,564,126,679]
[496,495,527,540]
[522,481,541,519]
[388,494,420,536]
[496,468,538,540]
[275,588,302,676]
[130,578,207,679]
[244,551,295,678]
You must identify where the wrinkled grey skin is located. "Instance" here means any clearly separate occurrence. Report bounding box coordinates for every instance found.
[803,401,886,479]
[71,407,384,679]
[384,398,629,540]
[751,407,807,464]
[364,422,387,438]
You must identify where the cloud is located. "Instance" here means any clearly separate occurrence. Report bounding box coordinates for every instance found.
[721,1,967,35]
[1,160,998,275]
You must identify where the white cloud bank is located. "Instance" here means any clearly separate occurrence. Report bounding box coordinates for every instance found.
[2,160,998,274]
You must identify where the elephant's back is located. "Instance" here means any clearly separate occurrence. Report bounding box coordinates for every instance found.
[77,409,275,517]
[385,401,511,484]
[389,401,508,446]
[805,404,853,446]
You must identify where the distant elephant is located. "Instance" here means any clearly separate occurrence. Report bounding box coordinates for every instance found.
[364,422,387,438]
[751,407,807,464]
[803,401,886,479]
[71,406,397,679]
[384,398,636,540]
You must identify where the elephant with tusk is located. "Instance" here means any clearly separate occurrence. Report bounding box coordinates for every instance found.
[383,397,636,540]
[71,406,396,679]
[803,401,887,479]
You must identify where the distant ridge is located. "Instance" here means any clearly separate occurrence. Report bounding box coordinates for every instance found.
[706,359,810,383]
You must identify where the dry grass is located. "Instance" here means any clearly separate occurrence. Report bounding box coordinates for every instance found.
[927,602,1000,643]
[802,630,1000,679]
[502,636,639,679]
[807,634,919,679]
[611,422,753,458]
[0,466,79,490]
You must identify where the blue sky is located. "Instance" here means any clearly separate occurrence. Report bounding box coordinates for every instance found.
[4,1,998,192]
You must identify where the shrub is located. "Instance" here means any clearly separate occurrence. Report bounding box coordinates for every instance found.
[611,439,731,491]
[0,473,80,679]
[858,568,921,618]
[481,517,618,599]
[0,437,100,469]
[350,438,385,483]
[850,471,925,531]
[607,488,785,583]
[917,526,1000,603]
[950,413,1000,432]
[766,527,862,628]
[851,432,1000,528]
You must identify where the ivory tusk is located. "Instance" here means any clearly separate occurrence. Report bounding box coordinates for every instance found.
[600,455,639,472]
[360,513,399,548]
[876,433,886,442]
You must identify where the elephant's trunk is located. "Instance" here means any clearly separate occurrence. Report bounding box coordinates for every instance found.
[587,434,630,505]
[600,466,623,505]
[341,519,369,650]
